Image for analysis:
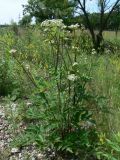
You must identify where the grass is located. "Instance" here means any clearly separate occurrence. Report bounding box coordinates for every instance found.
[90,54,120,134]
[103,31,120,41]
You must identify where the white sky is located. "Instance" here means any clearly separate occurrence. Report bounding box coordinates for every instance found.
[0,0,116,24]
[0,0,97,25]
[0,0,27,24]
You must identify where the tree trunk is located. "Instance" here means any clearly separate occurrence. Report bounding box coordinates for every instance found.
[96,32,103,50]
[91,32,104,52]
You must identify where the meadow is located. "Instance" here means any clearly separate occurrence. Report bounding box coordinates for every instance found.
[103,30,120,41]
[0,21,120,159]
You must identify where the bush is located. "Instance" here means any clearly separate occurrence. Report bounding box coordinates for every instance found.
[22,65,100,159]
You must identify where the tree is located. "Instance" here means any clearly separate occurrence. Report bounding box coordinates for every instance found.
[23,0,75,23]
[19,15,32,26]
[75,0,120,51]
[108,6,120,36]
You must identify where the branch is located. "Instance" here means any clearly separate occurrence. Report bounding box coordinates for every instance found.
[103,0,120,30]
[99,0,105,33]
[77,0,96,42]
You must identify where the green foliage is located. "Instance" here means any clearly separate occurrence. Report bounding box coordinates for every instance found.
[10,21,19,36]
[97,133,120,160]
[23,0,75,23]
[0,29,35,97]
[22,67,99,159]
[19,15,32,26]
[0,31,17,96]
[0,55,13,95]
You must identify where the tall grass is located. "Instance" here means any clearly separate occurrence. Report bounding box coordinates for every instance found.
[103,31,120,41]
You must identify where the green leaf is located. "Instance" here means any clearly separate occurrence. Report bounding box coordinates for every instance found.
[66,148,73,153]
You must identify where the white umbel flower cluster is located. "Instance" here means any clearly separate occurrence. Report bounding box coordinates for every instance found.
[41,19,66,29]
[67,74,77,81]
[68,23,79,30]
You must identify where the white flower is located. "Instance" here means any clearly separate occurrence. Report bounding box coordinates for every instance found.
[68,23,79,30]
[11,148,19,153]
[72,46,79,51]
[72,62,78,67]
[72,46,75,49]
[9,49,17,54]
[11,103,17,112]
[26,102,32,106]
[25,64,30,70]
[50,40,55,44]
[91,48,97,55]
[67,74,77,81]
[37,153,44,159]
[61,25,67,29]
[41,19,66,29]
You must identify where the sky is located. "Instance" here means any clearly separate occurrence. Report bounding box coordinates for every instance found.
[0,0,96,24]
[0,0,27,24]
[0,0,116,24]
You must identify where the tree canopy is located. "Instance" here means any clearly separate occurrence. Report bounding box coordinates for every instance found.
[23,0,76,23]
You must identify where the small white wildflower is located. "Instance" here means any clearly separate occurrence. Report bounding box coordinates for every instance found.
[50,40,55,44]
[9,49,17,54]
[67,74,77,81]
[52,152,55,156]
[37,153,44,159]
[25,64,30,70]
[11,103,17,112]
[72,46,75,49]
[26,102,32,106]
[72,46,79,50]
[72,62,78,67]
[91,48,97,55]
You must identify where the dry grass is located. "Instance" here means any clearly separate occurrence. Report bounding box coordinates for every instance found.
[103,31,120,41]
